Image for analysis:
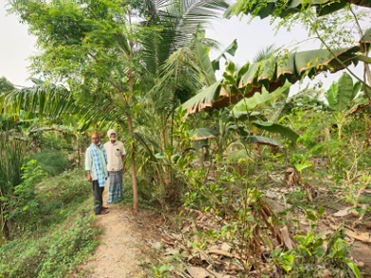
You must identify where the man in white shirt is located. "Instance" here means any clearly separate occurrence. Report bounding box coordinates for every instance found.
[104,129,126,203]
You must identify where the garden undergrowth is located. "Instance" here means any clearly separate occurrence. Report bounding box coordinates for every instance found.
[0,169,100,278]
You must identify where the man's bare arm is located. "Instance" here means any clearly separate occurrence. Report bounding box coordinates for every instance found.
[86,170,92,182]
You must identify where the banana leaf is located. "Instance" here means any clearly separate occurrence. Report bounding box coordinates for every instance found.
[191,127,218,140]
[212,39,238,71]
[232,80,291,112]
[326,72,359,111]
[182,30,370,114]
[252,121,299,143]
[240,135,282,147]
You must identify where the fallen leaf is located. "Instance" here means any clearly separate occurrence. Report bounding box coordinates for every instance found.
[333,207,354,217]
[330,225,371,243]
[345,230,371,243]
[207,249,241,259]
[187,266,213,278]
[280,225,295,250]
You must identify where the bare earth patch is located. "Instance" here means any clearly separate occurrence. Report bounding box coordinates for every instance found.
[78,189,161,278]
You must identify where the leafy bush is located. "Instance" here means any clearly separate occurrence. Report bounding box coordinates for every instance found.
[29,151,70,176]
[7,160,46,231]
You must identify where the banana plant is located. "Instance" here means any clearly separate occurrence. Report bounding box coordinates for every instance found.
[325,72,368,139]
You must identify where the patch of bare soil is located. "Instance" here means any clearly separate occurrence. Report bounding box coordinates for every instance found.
[76,189,162,278]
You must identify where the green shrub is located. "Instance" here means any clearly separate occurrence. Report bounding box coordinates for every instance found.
[29,151,70,176]
[7,160,46,231]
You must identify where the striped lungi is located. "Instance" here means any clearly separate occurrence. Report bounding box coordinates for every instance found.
[107,170,123,203]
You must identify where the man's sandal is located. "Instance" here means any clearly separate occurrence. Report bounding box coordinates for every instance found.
[99,209,109,215]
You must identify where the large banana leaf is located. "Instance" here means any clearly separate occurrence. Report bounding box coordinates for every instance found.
[225,0,371,19]
[182,30,370,114]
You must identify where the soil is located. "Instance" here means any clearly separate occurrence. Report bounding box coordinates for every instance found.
[78,189,161,278]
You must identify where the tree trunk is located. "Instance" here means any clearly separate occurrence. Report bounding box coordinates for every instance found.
[77,137,81,168]
[126,112,138,212]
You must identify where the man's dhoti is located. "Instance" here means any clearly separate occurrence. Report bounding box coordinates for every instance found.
[107,170,123,203]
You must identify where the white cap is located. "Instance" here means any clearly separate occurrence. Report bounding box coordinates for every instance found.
[107,129,116,138]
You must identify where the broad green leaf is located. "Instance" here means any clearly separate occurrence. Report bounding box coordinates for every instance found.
[326,82,338,109]
[233,81,291,111]
[241,136,282,147]
[345,258,361,278]
[252,120,299,143]
[191,128,218,140]
[184,41,364,114]
[195,40,217,85]
[280,252,294,272]
[337,73,355,111]
[326,72,355,111]
[212,39,238,71]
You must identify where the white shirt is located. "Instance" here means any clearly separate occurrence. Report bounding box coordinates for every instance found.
[104,140,126,171]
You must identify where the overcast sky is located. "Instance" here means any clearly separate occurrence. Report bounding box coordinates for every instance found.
[0,0,365,93]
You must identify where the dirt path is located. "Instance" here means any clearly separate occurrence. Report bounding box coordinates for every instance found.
[81,189,159,278]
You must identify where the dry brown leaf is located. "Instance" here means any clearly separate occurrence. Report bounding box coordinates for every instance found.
[330,225,371,243]
[280,226,295,250]
[207,249,241,260]
[284,168,300,187]
[345,230,371,243]
[186,266,213,278]
[322,269,334,278]
[333,207,354,217]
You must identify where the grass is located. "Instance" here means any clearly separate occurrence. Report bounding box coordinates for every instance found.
[0,169,100,278]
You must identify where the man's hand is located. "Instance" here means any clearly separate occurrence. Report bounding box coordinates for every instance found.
[87,171,92,182]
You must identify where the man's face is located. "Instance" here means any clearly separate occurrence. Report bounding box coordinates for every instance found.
[91,134,100,145]
[110,133,116,142]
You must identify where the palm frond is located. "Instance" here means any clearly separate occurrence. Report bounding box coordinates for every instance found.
[0,80,75,119]
[253,44,275,63]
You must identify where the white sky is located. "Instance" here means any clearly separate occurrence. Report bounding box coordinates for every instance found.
[0,0,365,93]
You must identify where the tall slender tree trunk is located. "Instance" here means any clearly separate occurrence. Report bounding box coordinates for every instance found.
[77,137,81,168]
[126,112,138,212]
